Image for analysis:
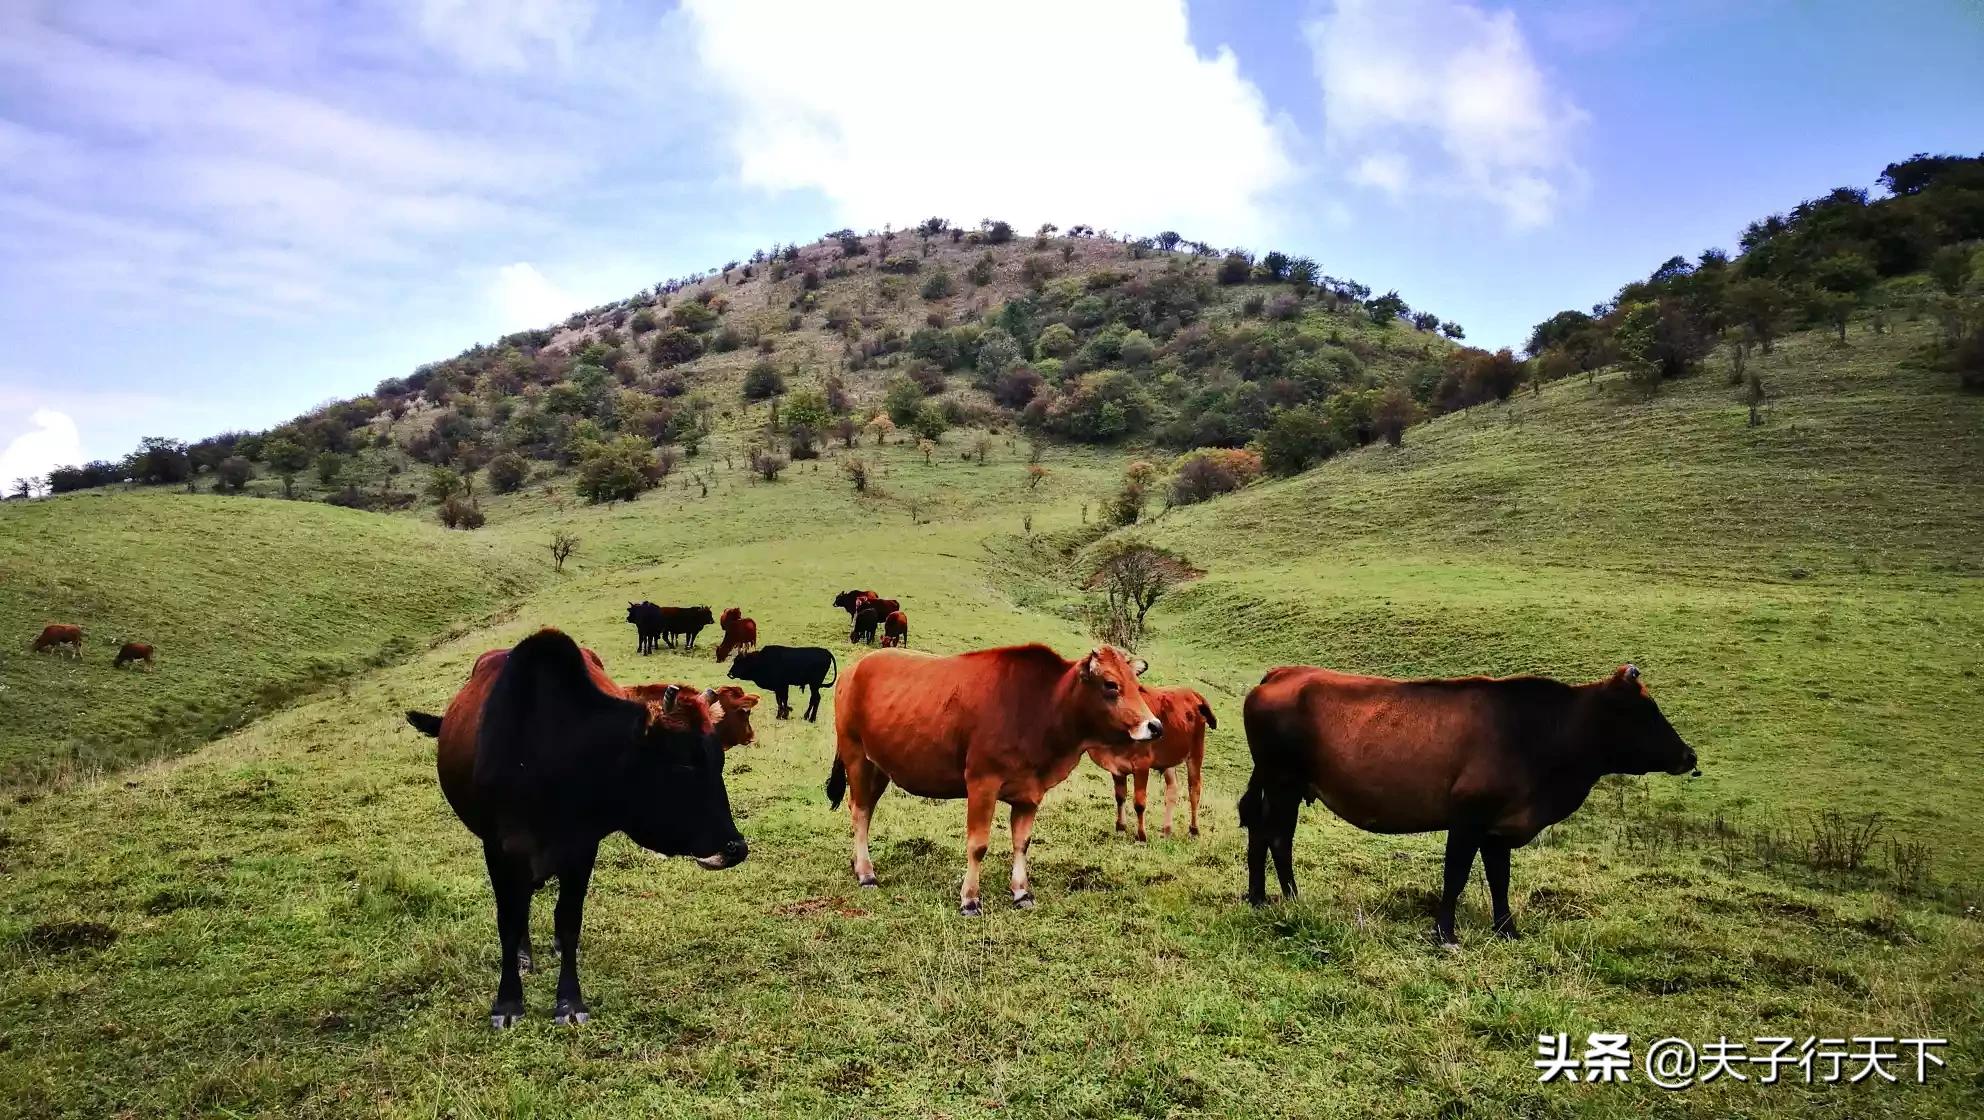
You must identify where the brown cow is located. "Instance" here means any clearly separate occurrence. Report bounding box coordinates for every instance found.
[714,608,758,662]
[114,642,155,669]
[1094,685,1214,841]
[830,644,1164,914]
[881,610,909,648]
[1241,663,1699,943]
[625,682,760,749]
[405,629,745,1027]
[32,624,82,657]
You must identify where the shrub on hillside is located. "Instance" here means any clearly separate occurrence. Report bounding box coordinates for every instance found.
[921,268,957,301]
[750,447,788,481]
[314,452,346,486]
[486,452,529,494]
[993,366,1044,409]
[438,496,485,530]
[670,301,718,332]
[911,402,949,441]
[1169,447,1262,504]
[651,328,702,367]
[1034,322,1077,359]
[577,437,659,503]
[215,456,253,492]
[968,252,995,285]
[743,359,787,401]
[1218,254,1252,284]
[1256,404,1339,476]
[788,423,820,460]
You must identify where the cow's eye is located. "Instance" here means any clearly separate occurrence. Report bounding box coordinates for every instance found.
[1103,682,1120,698]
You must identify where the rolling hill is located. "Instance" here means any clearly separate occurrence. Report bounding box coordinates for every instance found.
[0,308,1978,1117]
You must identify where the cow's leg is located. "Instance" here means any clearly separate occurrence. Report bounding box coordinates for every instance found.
[959,777,999,916]
[1008,800,1040,908]
[848,760,890,887]
[483,841,531,1028]
[1186,753,1203,837]
[1481,838,1518,939]
[552,845,598,1024]
[1131,769,1150,843]
[1244,774,1271,906]
[1436,829,1482,946]
[1160,767,1178,837]
[1265,785,1301,900]
[1112,774,1128,833]
[804,683,822,722]
[774,685,791,720]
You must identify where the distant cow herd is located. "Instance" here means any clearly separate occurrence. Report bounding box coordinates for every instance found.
[31,624,154,669]
[385,578,1703,1027]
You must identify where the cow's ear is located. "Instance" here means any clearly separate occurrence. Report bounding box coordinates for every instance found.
[702,687,719,705]
[1198,701,1217,729]
[1131,657,1149,676]
[1611,664,1640,685]
[736,693,759,709]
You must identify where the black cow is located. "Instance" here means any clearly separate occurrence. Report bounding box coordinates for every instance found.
[627,602,715,654]
[412,629,746,1027]
[728,645,838,721]
[851,605,884,644]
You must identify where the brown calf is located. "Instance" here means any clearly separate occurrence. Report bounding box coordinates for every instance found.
[32,624,82,657]
[1094,685,1214,841]
[114,642,156,669]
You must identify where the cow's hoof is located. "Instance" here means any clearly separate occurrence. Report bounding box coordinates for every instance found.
[1115,821,1126,833]
[1189,826,1200,838]
[858,875,879,888]
[1433,926,1461,949]
[1246,894,1269,908]
[553,1000,590,1026]
[516,949,533,974]
[959,899,983,917]
[490,1001,525,1030]
[1135,834,1147,844]
[1493,921,1521,941]
[1012,891,1035,910]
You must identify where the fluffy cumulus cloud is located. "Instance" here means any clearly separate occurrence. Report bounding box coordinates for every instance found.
[1,409,84,494]
[1306,0,1586,230]
[682,0,1296,244]
[491,262,584,332]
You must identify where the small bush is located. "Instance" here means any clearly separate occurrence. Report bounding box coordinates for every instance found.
[743,359,787,401]
[1170,448,1262,504]
[215,456,253,492]
[750,447,788,481]
[843,456,870,492]
[487,452,529,493]
[438,496,486,529]
[921,268,957,301]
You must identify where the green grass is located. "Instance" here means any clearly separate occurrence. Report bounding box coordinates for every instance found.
[0,491,540,787]
[1,326,1981,1117]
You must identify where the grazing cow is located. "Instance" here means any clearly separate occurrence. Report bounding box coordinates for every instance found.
[728,646,837,721]
[859,596,901,620]
[714,608,758,662]
[830,644,1163,914]
[882,611,909,648]
[850,605,884,644]
[1240,664,1700,943]
[626,602,715,653]
[624,682,761,750]
[32,624,82,657]
[404,629,746,1028]
[832,590,878,618]
[113,642,155,669]
[1094,685,1214,841]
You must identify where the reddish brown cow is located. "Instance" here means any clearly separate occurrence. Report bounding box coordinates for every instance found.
[1093,685,1214,841]
[406,629,745,1027]
[714,608,758,662]
[830,644,1164,914]
[32,624,83,657]
[881,611,909,648]
[1241,664,1698,943]
[625,682,761,749]
[114,642,156,669]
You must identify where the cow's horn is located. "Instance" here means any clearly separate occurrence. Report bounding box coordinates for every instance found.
[662,684,682,710]
[702,687,719,704]
[1624,664,1640,680]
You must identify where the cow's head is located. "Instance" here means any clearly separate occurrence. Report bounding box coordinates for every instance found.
[832,590,863,611]
[625,602,646,624]
[1590,665,1698,778]
[1075,647,1163,774]
[623,685,748,870]
[691,606,716,627]
[720,606,743,628]
[726,650,760,682]
[705,685,760,748]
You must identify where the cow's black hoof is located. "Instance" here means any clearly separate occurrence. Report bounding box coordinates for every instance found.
[1012,891,1035,910]
[1246,894,1268,908]
[1115,820,1126,833]
[553,1000,590,1026]
[858,875,879,888]
[1433,926,1461,949]
[517,949,533,973]
[490,1001,525,1030]
[1493,921,1521,941]
[959,899,982,917]
[1189,826,1200,838]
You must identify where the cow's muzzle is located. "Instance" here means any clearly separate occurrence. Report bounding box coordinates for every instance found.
[695,839,749,870]
[1129,718,1164,742]
[1669,748,1700,777]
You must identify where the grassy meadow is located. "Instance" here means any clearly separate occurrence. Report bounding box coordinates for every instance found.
[1,325,1980,1117]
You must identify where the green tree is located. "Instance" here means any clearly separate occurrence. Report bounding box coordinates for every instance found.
[911,402,950,441]
[577,437,659,504]
[425,467,464,504]
[784,389,832,432]
[263,437,310,498]
[486,451,529,493]
[743,359,787,401]
[883,376,926,426]
[1034,322,1077,359]
[314,452,346,486]
[1256,405,1337,476]
[975,327,1022,384]
[921,268,957,300]
[215,456,253,492]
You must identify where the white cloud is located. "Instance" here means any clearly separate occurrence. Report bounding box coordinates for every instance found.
[1306,0,1585,230]
[1,409,84,494]
[682,0,1296,244]
[491,262,583,331]
[415,0,598,72]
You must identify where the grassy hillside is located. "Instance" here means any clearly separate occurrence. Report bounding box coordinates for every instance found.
[0,491,540,787]
[0,322,1979,1117]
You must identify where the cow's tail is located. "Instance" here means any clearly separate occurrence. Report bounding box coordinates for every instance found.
[822,652,839,688]
[1237,766,1267,832]
[405,710,444,738]
[825,757,848,809]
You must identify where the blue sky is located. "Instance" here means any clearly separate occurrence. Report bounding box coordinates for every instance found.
[3,0,1980,490]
